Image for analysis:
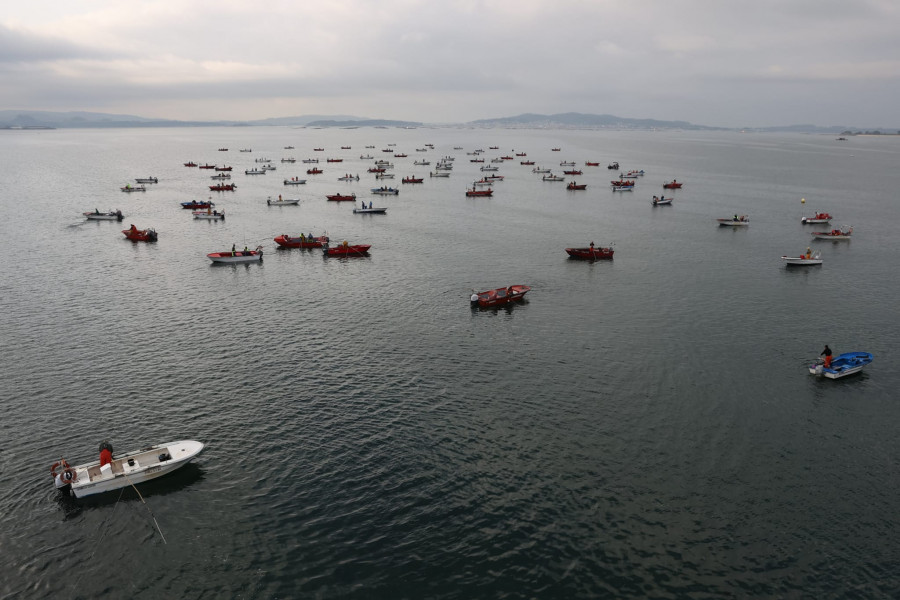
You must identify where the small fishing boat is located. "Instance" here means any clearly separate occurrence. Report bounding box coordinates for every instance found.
[610,180,635,187]
[360,154,374,159]
[323,242,371,257]
[801,212,832,224]
[718,216,750,226]
[302,158,319,163]
[122,226,157,242]
[809,351,873,379]
[51,440,204,498]
[812,226,852,240]
[307,168,323,174]
[184,162,197,167]
[563,169,582,175]
[211,173,231,180]
[281,158,296,163]
[218,148,228,151]
[395,153,408,158]
[208,246,264,263]
[402,176,424,184]
[520,160,535,165]
[84,209,124,221]
[338,174,359,181]
[585,161,600,166]
[567,182,587,190]
[414,160,430,166]
[327,158,344,163]
[255,158,272,163]
[135,177,158,184]
[193,209,225,220]
[480,165,499,172]
[245,168,266,175]
[607,162,620,170]
[611,185,634,192]
[274,234,329,248]
[209,184,236,191]
[470,285,531,307]
[327,193,356,202]
[182,200,215,209]
[340,146,350,149]
[532,167,551,174]
[781,250,822,266]
[313,148,324,152]
[543,175,565,182]
[663,180,683,189]
[266,196,300,206]
[651,196,673,206]
[466,187,493,197]
[371,187,399,195]
[376,173,395,179]
[565,246,614,260]
[625,170,645,177]
[353,206,387,214]
[430,171,450,178]
[283,178,307,185]
[560,161,575,166]
[198,164,216,169]
[121,184,146,193]
[215,166,232,171]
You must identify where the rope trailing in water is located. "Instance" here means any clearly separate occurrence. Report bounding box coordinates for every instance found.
[123,472,167,544]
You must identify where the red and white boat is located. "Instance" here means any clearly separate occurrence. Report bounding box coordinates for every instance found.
[565,246,614,260]
[274,234,329,248]
[812,226,852,240]
[323,243,371,257]
[470,285,531,307]
[663,180,683,189]
[466,187,493,197]
[209,183,236,191]
[122,226,158,242]
[402,176,424,184]
[208,246,264,263]
[801,212,833,224]
[611,179,635,187]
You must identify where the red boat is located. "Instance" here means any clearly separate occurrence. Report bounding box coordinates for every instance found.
[466,188,493,197]
[327,158,343,163]
[565,245,614,260]
[199,164,216,169]
[516,153,527,157]
[500,156,513,160]
[209,184,236,191]
[402,177,423,184]
[274,234,329,248]
[326,193,356,201]
[470,159,485,163]
[520,160,535,165]
[470,285,531,307]
[122,225,158,242]
[663,180,683,189]
[307,168,323,174]
[567,182,587,190]
[184,161,197,167]
[563,169,582,175]
[323,243,371,257]
[215,166,232,171]
[585,162,600,166]
[368,167,386,173]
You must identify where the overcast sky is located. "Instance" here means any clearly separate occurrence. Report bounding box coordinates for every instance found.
[2,0,898,128]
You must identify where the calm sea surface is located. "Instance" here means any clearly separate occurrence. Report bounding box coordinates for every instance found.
[1,127,899,599]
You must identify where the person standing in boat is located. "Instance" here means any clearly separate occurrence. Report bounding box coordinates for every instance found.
[821,345,833,368]
[99,441,113,467]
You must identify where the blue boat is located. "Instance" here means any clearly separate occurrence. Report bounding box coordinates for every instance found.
[809,351,873,379]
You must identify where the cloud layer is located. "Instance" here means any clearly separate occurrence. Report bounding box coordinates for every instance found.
[2,0,898,127]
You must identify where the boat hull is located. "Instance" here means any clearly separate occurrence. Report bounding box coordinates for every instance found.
[208,249,263,263]
[60,440,204,498]
[566,247,614,260]
[323,245,371,257]
[274,235,328,248]
[471,285,531,307]
[84,212,123,221]
[353,208,387,214]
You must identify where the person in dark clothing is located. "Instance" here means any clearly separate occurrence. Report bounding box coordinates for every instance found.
[821,345,833,368]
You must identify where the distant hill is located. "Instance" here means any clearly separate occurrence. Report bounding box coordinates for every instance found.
[0,110,371,129]
[467,112,719,130]
[306,119,423,128]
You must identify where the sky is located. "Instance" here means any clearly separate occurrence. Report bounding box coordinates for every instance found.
[1,0,898,128]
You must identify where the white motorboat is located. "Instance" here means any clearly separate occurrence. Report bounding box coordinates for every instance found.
[651,197,673,206]
[193,209,225,220]
[371,187,399,195]
[208,246,264,263]
[718,216,750,226]
[267,196,300,206]
[801,212,832,224]
[782,250,822,266]
[52,440,204,498]
[375,173,395,179]
[283,178,307,185]
[353,207,388,214]
[430,171,450,178]
[84,209,124,221]
[812,226,852,240]
[245,168,266,175]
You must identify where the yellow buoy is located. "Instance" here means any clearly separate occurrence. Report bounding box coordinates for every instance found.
[801,198,806,203]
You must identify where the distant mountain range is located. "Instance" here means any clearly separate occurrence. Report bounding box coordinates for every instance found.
[0,110,893,134]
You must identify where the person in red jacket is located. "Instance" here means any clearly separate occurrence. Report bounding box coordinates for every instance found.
[99,441,113,466]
